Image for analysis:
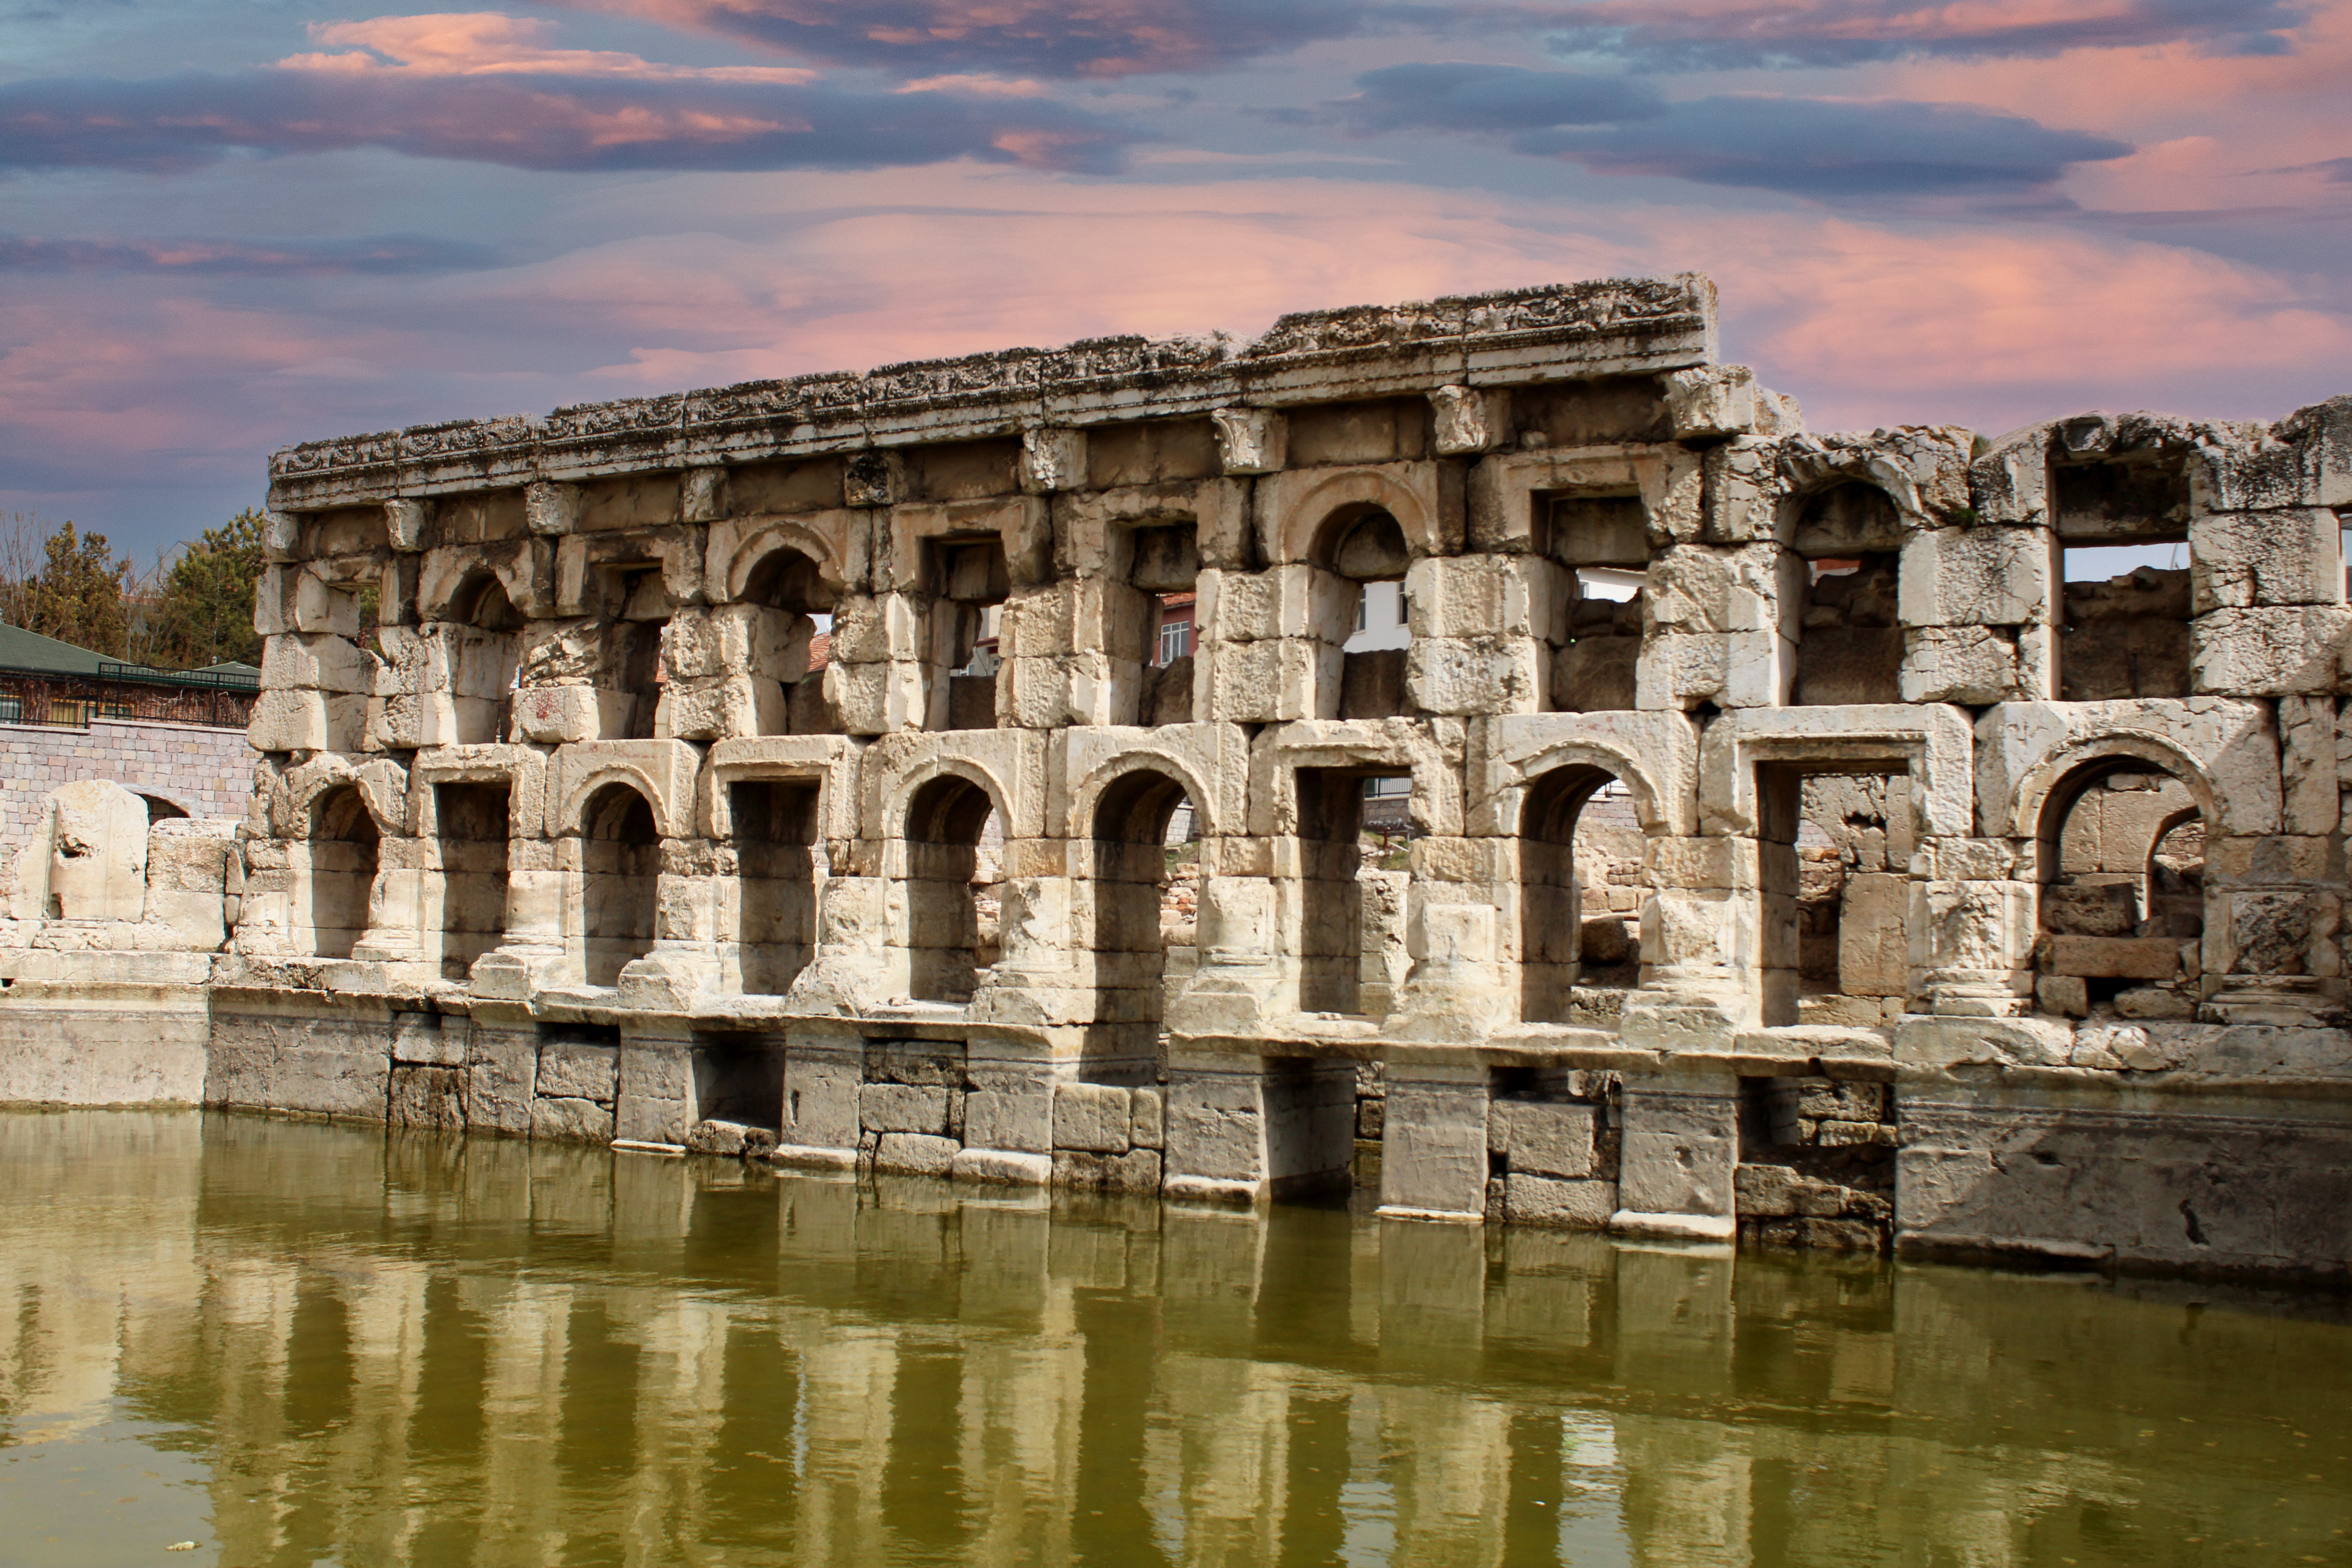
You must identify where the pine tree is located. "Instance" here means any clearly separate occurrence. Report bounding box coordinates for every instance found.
[147,510,265,670]
[25,523,130,657]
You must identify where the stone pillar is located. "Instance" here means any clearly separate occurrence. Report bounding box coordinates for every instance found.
[952,1036,1056,1186]
[1168,836,1287,1035]
[1163,1046,1354,1201]
[1385,836,1509,1042]
[470,832,572,996]
[348,831,432,972]
[1617,836,1757,1052]
[2203,831,2342,1023]
[615,1018,695,1146]
[968,840,1092,1037]
[1376,1059,1490,1220]
[1908,837,2035,1017]
[618,836,726,1010]
[774,1025,863,1170]
[1610,1075,1738,1241]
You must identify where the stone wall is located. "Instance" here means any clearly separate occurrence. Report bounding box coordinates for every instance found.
[0,717,253,853]
[7,272,2352,1281]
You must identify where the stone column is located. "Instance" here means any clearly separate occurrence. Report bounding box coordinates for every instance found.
[1376,1057,1490,1220]
[1617,836,1759,1053]
[469,825,572,996]
[618,834,726,1010]
[1609,1074,1739,1241]
[1908,837,2036,1018]
[1163,1047,1353,1201]
[774,1024,864,1170]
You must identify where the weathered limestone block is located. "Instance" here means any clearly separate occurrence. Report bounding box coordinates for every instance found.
[2190,509,2343,611]
[2279,393,2352,508]
[1646,543,1798,635]
[824,659,927,735]
[1053,1082,1133,1153]
[2192,606,2352,695]
[1901,624,2048,704]
[1490,1100,1599,1179]
[262,632,370,694]
[1702,437,1783,544]
[1377,1064,1490,1219]
[11,782,151,925]
[1210,407,1286,474]
[1613,1081,1738,1237]
[249,689,368,753]
[1404,553,1561,641]
[1428,384,1508,454]
[1636,629,1793,710]
[1407,634,1544,716]
[1839,873,1909,996]
[1202,638,1333,723]
[1898,525,2051,627]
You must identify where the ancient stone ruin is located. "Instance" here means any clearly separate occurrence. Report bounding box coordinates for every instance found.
[7,273,2352,1278]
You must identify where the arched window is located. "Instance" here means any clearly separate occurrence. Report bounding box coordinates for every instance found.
[1091,769,1200,1061]
[1519,765,1642,1024]
[580,782,659,986]
[305,786,379,960]
[740,545,837,735]
[902,775,1000,1002]
[2034,760,2203,1018]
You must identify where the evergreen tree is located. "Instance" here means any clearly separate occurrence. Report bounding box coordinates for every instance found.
[147,509,265,670]
[25,523,130,657]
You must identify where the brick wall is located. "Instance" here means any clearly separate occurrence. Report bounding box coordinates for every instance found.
[0,718,254,853]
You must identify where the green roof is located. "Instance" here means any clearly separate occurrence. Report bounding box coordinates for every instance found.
[193,661,261,677]
[0,622,116,677]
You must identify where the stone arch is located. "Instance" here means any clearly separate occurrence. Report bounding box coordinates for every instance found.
[2006,733,2224,849]
[1089,766,1200,1053]
[2029,745,2214,1015]
[1518,759,1646,1022]
[721,521,847,608]
[284,762,405,842]
[418,549,544,623]
[137,793,191,823]
[1269,467,1443,566]
[1068,750,1222,842]
[578,780,661,987]
[1499,739,1677,840]
[303,784,379,960]
[898,768,1004,1004]
[555,764,684,841]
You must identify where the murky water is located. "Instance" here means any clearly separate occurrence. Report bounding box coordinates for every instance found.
[5,1111,2350,1567]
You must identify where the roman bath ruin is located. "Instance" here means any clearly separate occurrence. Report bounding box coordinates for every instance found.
[6,272,2352,1279]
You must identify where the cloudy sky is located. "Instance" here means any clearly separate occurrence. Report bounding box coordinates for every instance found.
[4,0,2349,555]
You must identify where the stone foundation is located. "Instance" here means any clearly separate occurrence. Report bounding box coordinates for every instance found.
[4,273,2352,1282]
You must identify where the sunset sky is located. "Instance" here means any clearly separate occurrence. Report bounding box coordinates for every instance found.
[4,0,2350,555]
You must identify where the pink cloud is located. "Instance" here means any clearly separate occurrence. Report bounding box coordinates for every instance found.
[431,170,2349,429]
[7,166,2346,546]
[285,11,818,81]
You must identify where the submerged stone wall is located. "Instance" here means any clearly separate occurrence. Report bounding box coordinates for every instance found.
[8,272,2352,1281]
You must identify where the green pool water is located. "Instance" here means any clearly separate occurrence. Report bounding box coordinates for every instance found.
[4,1108,2348,1566]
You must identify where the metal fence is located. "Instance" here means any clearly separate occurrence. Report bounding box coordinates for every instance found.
[0,662,258,731]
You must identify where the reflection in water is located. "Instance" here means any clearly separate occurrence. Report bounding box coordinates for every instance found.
[5,1110,2352,1566]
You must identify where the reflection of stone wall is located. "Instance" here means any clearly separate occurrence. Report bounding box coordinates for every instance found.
[7,1109,2348,1567]
[5,275,2352,1277]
